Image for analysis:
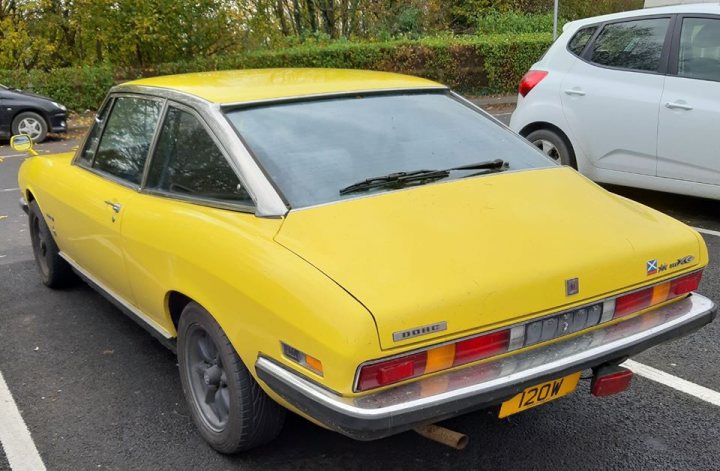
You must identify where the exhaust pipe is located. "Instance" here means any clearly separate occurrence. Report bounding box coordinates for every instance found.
[414,424,469,450]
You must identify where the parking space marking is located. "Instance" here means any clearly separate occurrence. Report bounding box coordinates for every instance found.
[0,154,26,159]
[0,188,20,193]
[624,359,720,407]
[693,226,720,238]
[0,370,46,471]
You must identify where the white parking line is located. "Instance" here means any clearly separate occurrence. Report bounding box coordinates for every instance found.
[0,188,20,193]
[693,226,720,238]
[0,370,46,471]
[0,154,27,159]
[624,359,720,407]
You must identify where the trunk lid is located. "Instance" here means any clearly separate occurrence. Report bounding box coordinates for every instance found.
[275,167,704,350]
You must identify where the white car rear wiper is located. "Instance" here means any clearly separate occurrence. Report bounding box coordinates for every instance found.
[339,159,508,195]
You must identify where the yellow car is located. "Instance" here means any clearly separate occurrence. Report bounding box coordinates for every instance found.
[15,69,716,453]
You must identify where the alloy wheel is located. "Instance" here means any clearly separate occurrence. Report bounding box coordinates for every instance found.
[533,138,561,162]
[18,117,43,141]
[184,325,231,432]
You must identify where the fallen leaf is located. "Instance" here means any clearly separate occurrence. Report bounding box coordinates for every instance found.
[0,215,7,221]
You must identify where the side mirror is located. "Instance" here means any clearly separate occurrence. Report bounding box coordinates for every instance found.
[10,134,38,156]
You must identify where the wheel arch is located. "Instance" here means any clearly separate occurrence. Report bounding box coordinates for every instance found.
[167,290,194,332]
[518,121,580,169]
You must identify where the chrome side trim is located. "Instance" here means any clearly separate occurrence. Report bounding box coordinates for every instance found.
[256,293,715,439]
[59,251,173,339]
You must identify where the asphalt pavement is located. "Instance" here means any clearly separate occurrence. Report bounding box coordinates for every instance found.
[1,116,720,471]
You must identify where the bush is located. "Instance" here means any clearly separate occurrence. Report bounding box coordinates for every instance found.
[0,33,553,110]
[0,66,114,111]
[142,33,552,96]
[476,10,564,34]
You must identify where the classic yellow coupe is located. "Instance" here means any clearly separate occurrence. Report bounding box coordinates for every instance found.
[15,69,716,453]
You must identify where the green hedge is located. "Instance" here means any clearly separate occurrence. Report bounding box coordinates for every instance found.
[0,66,114,111]
[0,34,552,111]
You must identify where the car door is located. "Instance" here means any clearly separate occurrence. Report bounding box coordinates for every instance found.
[560,16,673,176]
[57,95,164,303]
[120,103,256,328]
[657,15,720,186]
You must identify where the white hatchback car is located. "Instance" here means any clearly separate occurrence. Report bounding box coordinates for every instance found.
[510,4,720,200]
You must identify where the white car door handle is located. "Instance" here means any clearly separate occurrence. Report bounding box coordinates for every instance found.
[665,102,693,111]
[564,89,586,96]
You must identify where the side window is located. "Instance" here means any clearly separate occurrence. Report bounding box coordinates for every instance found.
[589,18,670,72]
[92,97,163,185]
[146,107,252,205]
[678,17,720,82]
[568,26,597,56]
[77,98,113,166]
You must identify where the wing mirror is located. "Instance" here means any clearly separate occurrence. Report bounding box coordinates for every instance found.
[10,134,38,156]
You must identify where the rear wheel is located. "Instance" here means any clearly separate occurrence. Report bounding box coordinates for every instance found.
[12,112,48,143]
[177,302,285,453]
[28,200,74,288]
[526,128,576,169]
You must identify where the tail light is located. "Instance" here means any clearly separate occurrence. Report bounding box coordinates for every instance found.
[613,270,702,319]
[355,269,702,393]
[356,328,520,392]
[519,70,548,97]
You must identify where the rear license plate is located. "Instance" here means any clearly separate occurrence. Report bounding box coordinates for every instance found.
[498,372,581,418]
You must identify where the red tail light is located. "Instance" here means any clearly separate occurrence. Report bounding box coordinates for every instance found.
[614,270,703,319]
[356,329,512,392]
[519,70,548,97]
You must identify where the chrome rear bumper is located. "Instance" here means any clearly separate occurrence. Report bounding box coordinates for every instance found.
[256,294,715,440]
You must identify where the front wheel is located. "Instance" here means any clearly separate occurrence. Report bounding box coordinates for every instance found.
[526,128,577,169]
[28,200,75,288]
[12,112,49,143]
[177,302,285,453]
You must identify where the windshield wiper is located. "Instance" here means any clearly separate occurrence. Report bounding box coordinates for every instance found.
[338,159,508,195]
[339,169,450,195]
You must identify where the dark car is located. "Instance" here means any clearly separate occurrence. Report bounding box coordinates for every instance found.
[0,84,67,143]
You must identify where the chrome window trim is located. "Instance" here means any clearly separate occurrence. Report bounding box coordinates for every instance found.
[109,85,287,217]
[140,100,257,213]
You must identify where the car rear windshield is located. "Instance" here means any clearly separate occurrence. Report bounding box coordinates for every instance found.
[224,92,554,208]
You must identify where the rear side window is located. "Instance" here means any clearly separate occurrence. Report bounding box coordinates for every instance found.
[146,107,252,205]
[92,97,163,185]
[589,18,670,72]
[568,26,597,56]
[678,17,720,82]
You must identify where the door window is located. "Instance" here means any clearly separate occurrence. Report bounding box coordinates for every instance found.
[678,17,720,81]
[146,107,252,205]
[589,18,670,72]
[92,96,163,185]
[77,98,113,166]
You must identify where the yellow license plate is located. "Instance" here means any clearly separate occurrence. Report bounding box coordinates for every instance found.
[498,372,581,418]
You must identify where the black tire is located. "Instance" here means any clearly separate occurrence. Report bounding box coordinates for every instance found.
[12,111,48,143]
[177,302,285,453]
[28,200,75,288]
[526,128,577,169]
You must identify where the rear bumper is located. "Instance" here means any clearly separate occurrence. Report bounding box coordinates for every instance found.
[256,293,715,440]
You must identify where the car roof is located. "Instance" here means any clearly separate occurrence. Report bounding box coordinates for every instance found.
[565,3,720,30]
[121,68,445,105]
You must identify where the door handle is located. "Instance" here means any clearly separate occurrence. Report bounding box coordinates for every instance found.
[665,102,693,111]
[104,200,122,213]
[564,89,586,96]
